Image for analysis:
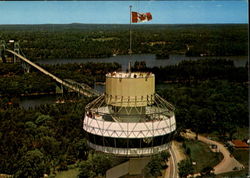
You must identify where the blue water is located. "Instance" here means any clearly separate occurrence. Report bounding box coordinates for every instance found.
[36,54,248,71]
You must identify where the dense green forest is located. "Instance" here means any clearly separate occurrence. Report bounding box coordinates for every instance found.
[0,100,89,176]
[0,24,248,60]
[0,57,248,176]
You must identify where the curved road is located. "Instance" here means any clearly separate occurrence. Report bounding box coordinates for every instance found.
[164,146,178,178]
[165,141,186,178]
[183,131,244,175]
[169,145,178,178]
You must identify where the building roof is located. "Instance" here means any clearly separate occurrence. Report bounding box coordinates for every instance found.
[231,140,249,148]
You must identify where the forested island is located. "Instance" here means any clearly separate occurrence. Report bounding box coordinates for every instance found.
[0,24,248,177]
[0,24,248,60]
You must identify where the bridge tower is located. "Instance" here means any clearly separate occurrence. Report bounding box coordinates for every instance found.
[22,62,31,73]
[13,42,30,73]
[13,42,20,63]
[0,40,6,63]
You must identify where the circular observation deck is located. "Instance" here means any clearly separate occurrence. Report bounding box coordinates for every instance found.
[83,72,176,157]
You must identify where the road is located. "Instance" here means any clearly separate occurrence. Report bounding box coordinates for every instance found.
[183,131,244,175]
[169,145,178,178]
[164,141,186,178]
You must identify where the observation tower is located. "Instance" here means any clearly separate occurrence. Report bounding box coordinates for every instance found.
[83,71,176,157]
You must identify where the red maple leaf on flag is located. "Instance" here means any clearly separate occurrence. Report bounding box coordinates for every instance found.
[132,12,152,23]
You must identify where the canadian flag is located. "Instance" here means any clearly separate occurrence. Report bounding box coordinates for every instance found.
[132,12,152,23]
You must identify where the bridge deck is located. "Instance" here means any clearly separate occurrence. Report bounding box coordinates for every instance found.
[6,49,98,97]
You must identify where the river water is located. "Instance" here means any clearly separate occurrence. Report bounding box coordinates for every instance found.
[20,85,105,109]
[20,54,247,109]
[36,54,248,70]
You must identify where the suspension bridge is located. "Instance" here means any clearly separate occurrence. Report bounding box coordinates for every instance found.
[0,40,99,97]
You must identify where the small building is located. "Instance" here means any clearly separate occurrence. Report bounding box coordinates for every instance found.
[231,140,249,149]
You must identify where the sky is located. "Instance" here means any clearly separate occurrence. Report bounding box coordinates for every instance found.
[0,1,248,24]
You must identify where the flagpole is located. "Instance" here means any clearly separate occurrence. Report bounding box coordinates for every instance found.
[129,5,132,74]
[129,5,132,56]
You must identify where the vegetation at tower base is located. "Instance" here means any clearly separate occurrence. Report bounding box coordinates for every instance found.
[0,24,248,60]
[144,151,170,177]
[78,153,128,178]
[178,159,195,178]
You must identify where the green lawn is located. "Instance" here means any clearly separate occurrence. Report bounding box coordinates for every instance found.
[184,139,223,173]
[233,149,249,168]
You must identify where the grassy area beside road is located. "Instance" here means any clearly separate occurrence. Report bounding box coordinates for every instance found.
[233,149,249,168]
[183,139,223,173]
